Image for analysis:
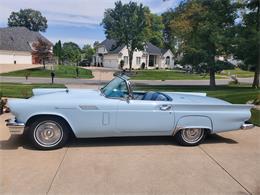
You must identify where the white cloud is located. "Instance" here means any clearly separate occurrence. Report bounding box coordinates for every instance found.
[0,0,179,27]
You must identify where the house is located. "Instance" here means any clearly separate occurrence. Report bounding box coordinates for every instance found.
[92,39,174,69]
[0,27,52,64]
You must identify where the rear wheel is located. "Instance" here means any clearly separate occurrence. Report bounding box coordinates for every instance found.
[175,128,206,146]
[28,117,69,150]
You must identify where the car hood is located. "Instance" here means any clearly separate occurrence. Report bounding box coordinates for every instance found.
[31,88,104,101]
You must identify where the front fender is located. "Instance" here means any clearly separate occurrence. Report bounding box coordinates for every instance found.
[174,115,213,135]
[25,112,76,135]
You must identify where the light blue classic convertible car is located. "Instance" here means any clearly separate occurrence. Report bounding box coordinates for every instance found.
[6,75,254,150]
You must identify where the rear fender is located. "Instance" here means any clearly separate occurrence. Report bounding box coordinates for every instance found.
[174,115,213,135]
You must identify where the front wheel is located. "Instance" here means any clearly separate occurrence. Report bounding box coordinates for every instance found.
[28,117,69,150]
[175,128,206,146]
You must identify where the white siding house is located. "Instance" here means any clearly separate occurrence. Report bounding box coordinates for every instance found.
[0,27,52,64]
[92,39,175,69]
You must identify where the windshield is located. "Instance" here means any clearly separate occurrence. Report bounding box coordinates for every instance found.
[101,76,129,98]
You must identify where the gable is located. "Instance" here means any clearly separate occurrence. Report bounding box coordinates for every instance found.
[162,49,174,58]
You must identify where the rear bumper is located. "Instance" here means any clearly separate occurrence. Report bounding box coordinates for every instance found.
[5,118,25,135]
[240,123,254,130]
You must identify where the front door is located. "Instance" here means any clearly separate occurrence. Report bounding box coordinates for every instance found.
[116,99,174,135]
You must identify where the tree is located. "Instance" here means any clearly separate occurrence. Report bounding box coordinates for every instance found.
[162,9,182,54]
[8,9,47,32]
[168,0,237,88]
[233,0,259,88]
[62,42,81,65]
[32,38,52,69]
[144,9,165,48]
[93,41,100,48]
[53,40,63,65]
[102,1,148,70]
[82,44,94,64]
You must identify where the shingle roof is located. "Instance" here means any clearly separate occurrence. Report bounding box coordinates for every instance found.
[99,39,162,55]
[0,27,52,52]
[99,39,124,54]
[161,48,168,55]
[145,42,162,55]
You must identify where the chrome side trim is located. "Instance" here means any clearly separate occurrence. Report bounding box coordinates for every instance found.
[241,123,254,130]
[5,118,25,135]
[79,105,99,110]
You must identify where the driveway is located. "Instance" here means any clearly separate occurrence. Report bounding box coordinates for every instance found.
[0,113,259,194]
[0,64,42,74]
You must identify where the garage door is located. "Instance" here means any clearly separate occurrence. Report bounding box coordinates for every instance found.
[0,53,32,64]
[103,59,118,68]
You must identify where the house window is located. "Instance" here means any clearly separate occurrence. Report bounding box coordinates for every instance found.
[136,57,141,65]
[154,56,157,65]
[166,56,170,65]
[124,56,128,65]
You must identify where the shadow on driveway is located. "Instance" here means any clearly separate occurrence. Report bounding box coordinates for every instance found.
[0,134,238,150]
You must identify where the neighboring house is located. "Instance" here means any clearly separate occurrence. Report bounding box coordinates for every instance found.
[0,27,52,64]
[92,39,174,69]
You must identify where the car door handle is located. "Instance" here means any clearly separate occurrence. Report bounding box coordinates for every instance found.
[160,105,172,111]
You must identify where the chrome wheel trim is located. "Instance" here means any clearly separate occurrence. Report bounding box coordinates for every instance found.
[181,128,204,144]
[33,121,63,147]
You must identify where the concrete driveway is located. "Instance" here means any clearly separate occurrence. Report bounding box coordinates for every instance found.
[0,113,259,194]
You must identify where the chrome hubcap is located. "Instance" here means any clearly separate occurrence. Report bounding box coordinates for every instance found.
[34,121,63,147]
[181,128,203,144]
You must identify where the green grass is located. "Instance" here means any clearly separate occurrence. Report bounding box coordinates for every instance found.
[250,109,260,126]
[0,65,93,79]
[131,69,222,80]
[0,83,66,98]
[134,84,260,126]
[218,68,254,78]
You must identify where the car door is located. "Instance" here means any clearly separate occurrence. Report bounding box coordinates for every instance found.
[116,99,174,135]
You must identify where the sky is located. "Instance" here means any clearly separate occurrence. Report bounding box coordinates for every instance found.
[0,0,181,47]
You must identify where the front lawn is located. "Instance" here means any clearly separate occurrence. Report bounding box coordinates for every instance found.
[218,68,254,78]
[0,83,66,98]
[134,84,260,126]
[0,65,93,79]
[131,69,222,80]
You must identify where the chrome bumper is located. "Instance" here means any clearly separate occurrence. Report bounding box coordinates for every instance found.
[240,123,254,130]
[5,118,25,135]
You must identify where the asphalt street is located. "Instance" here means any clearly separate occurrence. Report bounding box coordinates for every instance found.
[0,76,254,86]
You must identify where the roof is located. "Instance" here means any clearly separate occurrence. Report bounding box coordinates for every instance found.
[161,48,168,55]
[99,39,124,54]
[0,27,52,52]
[145,42,162,55]
[99,39,163,55]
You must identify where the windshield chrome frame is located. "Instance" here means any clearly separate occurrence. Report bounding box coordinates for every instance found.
[100,75,133,101]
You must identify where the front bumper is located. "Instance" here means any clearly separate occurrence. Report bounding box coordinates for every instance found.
[5,118,25,135]
[240,123,254,130]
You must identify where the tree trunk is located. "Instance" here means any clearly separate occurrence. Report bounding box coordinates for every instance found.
[253,1,260,88]
[43,59,46,69]
[209,66,216,88]
[128,50,133,71]
[252,64,259,88]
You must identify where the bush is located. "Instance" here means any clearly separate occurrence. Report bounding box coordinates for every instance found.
[215,60,235,73]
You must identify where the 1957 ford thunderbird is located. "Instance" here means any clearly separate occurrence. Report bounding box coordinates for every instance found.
[6,75,254,150]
